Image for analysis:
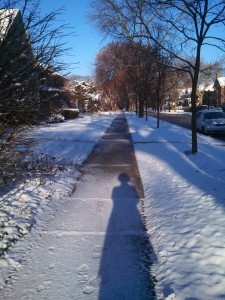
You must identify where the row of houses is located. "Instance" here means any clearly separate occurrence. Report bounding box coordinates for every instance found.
[177,75,225,109]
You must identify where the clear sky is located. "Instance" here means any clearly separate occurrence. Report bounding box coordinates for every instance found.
[39,0,107,77]
[38,1,224,77]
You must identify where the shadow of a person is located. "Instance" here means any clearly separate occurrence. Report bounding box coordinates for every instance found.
[98,173,156,300]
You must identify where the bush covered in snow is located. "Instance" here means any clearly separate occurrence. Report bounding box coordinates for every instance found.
[43,114,65,123]
[69,79,101,112]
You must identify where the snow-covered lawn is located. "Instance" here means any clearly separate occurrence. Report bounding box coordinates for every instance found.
[127,113,225,300]
[0,113,117,288]
[1,111,225,300]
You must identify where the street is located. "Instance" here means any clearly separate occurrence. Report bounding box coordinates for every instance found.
[148,111,225,142]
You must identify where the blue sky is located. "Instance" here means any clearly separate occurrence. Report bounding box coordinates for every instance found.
[39,0,107,76]
[39,1,224,77]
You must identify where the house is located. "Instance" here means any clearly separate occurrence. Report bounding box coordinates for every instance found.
[202,83,215,107]
[38,69,69,114]
[0,9,33,55]
[0,9,34,82]
[0,9,73,122]
[70,80,101,112]
[213,76,225,106]
[176,76,225,109]
[0,9,37,124]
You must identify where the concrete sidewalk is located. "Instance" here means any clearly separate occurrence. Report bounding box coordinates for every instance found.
[1,114,156,300]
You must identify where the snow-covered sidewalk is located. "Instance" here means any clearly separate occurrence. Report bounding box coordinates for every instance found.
[0,113,117,289]
[1,112,225,300]
[127,113,225,300]
[1,113,155,300]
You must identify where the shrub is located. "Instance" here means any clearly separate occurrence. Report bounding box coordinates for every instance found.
[62,108,79,120]
[43,114,65,123]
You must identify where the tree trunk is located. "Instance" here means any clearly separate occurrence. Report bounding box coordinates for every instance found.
[191,46,201,153]
[157,96,160,128]
[139,95,144,117]
[156,74,161,128]
[191,90,198,153]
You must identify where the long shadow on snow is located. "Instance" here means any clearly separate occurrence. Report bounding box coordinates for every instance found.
[98,172,156,300]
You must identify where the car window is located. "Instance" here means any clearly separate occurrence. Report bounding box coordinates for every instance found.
[204,112,225,120]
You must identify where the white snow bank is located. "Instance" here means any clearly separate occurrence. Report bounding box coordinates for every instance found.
[2,110,225,300]
[126,113,225,300]
[0,113,116,288]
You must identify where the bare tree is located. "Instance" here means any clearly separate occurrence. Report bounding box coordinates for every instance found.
[134,0,225,153]
[95,41,136,111]
[89,0,178,120]
[0,0,71,150]
[90,0,225,153]
[0,0,68,126]
[89,0,155,117]
[94,41,163,114]
[0,0,72,186]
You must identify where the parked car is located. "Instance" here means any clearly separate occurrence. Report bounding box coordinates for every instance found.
[196,109,225,135]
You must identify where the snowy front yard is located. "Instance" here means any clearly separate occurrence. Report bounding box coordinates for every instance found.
[0,113,117,288]
[1,112,225,300]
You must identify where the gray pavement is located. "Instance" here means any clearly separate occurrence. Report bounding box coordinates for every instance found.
[1,113,156,300]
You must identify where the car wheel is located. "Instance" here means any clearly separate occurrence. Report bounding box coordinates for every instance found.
[202,126,208,135]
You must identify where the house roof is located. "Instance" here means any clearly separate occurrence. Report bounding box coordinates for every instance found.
[0,9,20,40]
[0,8,34,63]
[216,77,225,87]
[177,88,192,97]
[204,83,214,92]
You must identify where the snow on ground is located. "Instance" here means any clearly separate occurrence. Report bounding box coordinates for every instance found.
[0,113,116,288]
[2,111,225,300]
[126,113,225,300]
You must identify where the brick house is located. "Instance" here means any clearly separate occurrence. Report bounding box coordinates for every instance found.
[213,76,225,107]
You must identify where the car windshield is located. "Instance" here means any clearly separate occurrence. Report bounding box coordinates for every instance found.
[204,112,225,120]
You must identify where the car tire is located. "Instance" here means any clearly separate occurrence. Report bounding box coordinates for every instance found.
[202,126,208,135]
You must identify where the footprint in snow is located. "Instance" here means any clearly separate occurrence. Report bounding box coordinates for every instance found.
[48,263,56,269]
[36,285,45,292]
[83,286,95,295]
[77,264,89,275]
[78,274,89,284]
[88,275,101,287]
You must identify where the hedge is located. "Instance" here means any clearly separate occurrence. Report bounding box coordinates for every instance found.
[62,109,79,119]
